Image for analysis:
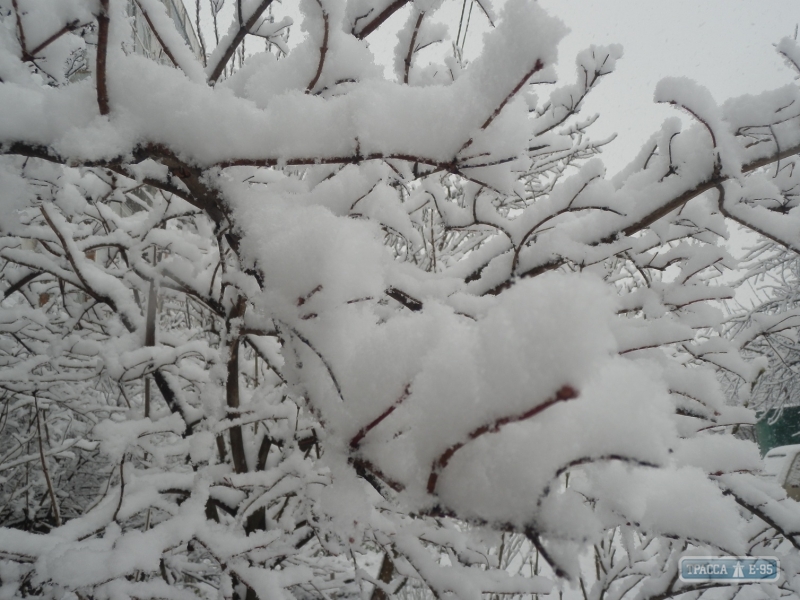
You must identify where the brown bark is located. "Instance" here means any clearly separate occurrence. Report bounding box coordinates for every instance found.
[227,296,248,474]
[95,0,110,115]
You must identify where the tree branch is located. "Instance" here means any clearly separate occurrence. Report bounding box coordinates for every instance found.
[427,384,578,494]
[132,0,181,71]
[458,59,544,155]
[27,20,88,59]
[403,11,425,85]
[352,0,410,39]
[349,384,410,449]
[306,0,329,93]
[207,0,273,85]
[95,0,110,116]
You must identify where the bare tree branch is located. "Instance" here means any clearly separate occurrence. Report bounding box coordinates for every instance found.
[95,0,110,115]
[207,0,273,85]
[352,0,411,39]
[427,385,578,494]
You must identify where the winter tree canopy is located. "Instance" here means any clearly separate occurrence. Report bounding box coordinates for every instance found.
[2,0,800,599]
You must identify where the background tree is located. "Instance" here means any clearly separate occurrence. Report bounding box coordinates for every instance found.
[725,241,800,417]
[2,1,800,599]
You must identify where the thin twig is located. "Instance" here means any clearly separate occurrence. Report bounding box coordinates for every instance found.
[353,0,410,39]
[427,384,578,493]
[34,395,61,528]
[403,11,425,85]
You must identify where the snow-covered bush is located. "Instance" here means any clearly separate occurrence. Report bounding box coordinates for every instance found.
[2,0,800,598]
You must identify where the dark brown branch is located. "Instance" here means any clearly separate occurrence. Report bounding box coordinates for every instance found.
[144,277,157,418]
[659,100,717,149]
[482,59,544,132]
[133,0,181,70]
[95,0,110,116]
[282,322,345,403]
[152,370,187,426]
[207,0,273,85]
[716,184,800,253]
[778,48,800,76]
[384,286,422,311]
[350,456,405,494]
[246,335,287,385]
[473,0,495,27]
[458,59,544,155]
[349,384,410,449]
[27,20,88,59]
[227,296,249,474]
[524,527,568,579]
[306,0,329,93]
[723,489,800,551]
[34,396,61,528]
[370,552,396,600]
[621,141,800,237]
[511,180,603,274]
[403,11,425,85]
[352,0,411,39]
[2,271,40,301]
[553,454,659,481]
[11,0,27,57]
[426,384,578,494]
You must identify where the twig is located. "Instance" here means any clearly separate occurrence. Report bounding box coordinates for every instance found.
[385,286,423,311]
[28,20,88,58]
[458,59,544,155]
[427,385,578,493]
[113,454,126,522]
[352,0,410,39]
[11,0,27,56]
[34,395,61,527]
[281,322,345,403]
[403,11,425,85]
[207,0,274,84]
[95,0,110,115]
[349,384,411,449]
[306,0,329,92]
[133,0,181,71]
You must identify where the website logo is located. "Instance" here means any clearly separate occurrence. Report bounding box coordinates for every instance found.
[679,557,780,583]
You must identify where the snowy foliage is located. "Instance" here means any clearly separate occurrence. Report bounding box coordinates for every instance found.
[726,243,800,413]
[2,1,800,599]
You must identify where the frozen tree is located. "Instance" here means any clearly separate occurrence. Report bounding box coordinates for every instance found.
[3,1,800,599]
[725,241,800,414]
